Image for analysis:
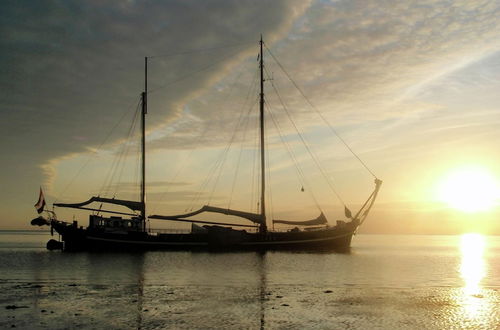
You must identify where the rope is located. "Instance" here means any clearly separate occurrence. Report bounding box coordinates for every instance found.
[227,103,255,209]
[265,127,275,224]
[186,149,223,211]
[99,101,141,197]
[132,135,141,202]
[207,101,256,205]
[149,47,248,94]
[148,121,211,214]
[227,69,260,209]
[205,69,258,205]
[112,106,141,197]
[149,41,255,59]
[152,65,256,213]
[264,44,378,179]
[266,99,322,212]
[187,99,258,210]
[249,109,259,213]
[266,70,346,206]
[53,97,142,203]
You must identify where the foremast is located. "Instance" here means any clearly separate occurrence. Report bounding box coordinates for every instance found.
[259,36,267,234]
[140,57,147,231]
[53,58,148,227]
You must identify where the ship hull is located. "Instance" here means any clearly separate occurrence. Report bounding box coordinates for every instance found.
[51,221,358,252]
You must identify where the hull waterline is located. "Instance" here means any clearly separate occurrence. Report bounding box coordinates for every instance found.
[51,220,358,252]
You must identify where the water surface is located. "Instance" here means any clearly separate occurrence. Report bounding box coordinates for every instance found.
[1,231,499,329]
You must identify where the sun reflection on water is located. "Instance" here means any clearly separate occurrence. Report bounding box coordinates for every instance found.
[458,233,490,320]
[460,233,485,295]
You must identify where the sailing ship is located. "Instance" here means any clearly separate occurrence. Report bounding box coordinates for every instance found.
[31,37,382,251]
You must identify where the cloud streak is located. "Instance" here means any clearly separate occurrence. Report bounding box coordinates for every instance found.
[3,0,500,231]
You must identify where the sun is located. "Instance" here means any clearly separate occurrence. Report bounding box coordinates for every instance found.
[436,166,499,212]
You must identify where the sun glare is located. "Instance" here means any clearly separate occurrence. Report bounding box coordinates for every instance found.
[458,233,490,319]
[460,233,485,295]
[436,166,499,212]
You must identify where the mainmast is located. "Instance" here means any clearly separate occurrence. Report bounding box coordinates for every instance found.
[259,36,267,234]
[141,57,147,231]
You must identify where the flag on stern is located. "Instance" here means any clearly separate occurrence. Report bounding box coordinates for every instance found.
[34,187,46,214]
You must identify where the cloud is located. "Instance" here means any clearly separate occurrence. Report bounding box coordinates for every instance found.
[4,0,500,229]
[142,0,500,157]
[0,0,311,210]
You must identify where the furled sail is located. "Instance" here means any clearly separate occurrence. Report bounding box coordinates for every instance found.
[54,196,143,212]
[273,212,328,226]
[191,223,208,233]
[150,205,264,224]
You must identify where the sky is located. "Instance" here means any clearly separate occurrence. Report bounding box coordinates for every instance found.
[1,0,500,234]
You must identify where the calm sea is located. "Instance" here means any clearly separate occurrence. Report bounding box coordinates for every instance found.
[0,231,499,329]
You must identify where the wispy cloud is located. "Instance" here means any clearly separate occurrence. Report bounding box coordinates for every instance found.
[0,0,310,205]
[3,0,500,230]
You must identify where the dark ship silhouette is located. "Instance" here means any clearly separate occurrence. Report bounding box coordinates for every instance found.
[31,37,381,251]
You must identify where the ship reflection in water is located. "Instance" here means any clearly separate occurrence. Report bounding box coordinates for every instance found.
[457,233,492,322]
[2,232,500,329]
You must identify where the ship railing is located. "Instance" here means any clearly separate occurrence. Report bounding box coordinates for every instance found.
[147,226,329,235]
[148,228,192,235]
[270,225,331,233]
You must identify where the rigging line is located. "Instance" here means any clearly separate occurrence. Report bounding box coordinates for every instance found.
[187,149,223,211]
[201,54,257,209]
[227,69,260,209]
[207,99,257,205]
[266,72,346,206]
[99,102,141,196]
[204,90,259,207]
[186,98,257,211]
[226,118,247,209]
[148,41,255,59]
[110,103,138,196]
[133,133,141,202]
[100,102,141,197]
[250,105,259,213]
[100,146,124,197]
[264,44,377,179]
[107,106,140,198]
[240,67,260,121]
[186,132,231,210]
[264,129,275,225]
[185,68,256,210]
[227,99,256,209]
[149,107,223,214]
[113,105,141,196]
[266,100,322,212]
[149,69,253,213]
[241,70,260,213]
[148,47,247,94]
[206,146,231,206]
[54,97,141,204]
[149,126,210,214]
